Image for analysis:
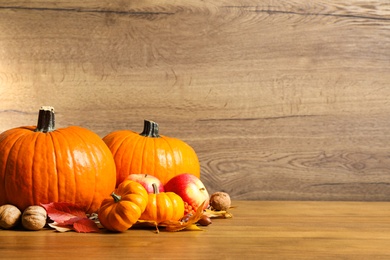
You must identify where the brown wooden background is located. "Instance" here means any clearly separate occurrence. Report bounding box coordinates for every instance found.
[1,1,390,201]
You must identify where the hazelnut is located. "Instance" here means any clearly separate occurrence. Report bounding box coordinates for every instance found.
[209,192,231,211]
[197,214,212,226]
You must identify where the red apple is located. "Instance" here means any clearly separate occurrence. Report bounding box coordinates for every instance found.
[164,173,209,212]
[126,174,164,193]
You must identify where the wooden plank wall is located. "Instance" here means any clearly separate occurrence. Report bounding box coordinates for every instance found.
[1,1,390,201]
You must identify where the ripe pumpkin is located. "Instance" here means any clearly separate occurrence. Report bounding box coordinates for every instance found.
[140,183,185,223]
[103,120,200,186]
[0,106,116,214]
[98,180,148,232]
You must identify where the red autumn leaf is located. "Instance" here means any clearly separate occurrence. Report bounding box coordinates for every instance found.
[42,202,100,233]
[73,218,100,233]
[41,202,87,224]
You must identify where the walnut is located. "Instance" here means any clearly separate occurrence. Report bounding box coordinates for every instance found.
[0,204,22,229]
[22,205,47,231]
[209,192,231,211]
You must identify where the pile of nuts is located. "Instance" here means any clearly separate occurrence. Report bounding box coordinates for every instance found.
[0,204,47,231]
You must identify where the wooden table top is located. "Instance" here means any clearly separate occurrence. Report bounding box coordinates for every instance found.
[1,200,390,259]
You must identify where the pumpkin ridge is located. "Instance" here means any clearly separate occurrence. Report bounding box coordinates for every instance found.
[166,192,184,220]
[160,136,177,184]
[100,204,115,231]
[68,126,98,212]
[14,132,39,209]
[158,193,171,221]
[54,128,77,204]
[50,129,75,204]
[104,130,132,156]
[4,131,33,207]
[114,133,134,187]
[109,132,127,186]
[118,132,141,186]
[0,129,29,205]
[67,126,107,212]
[37,131,60,205]
[31,132,43,206]
[134,134,149,177]
[138,135,150,175]
[148,136,156,177]
[102,132,123,187]
[48,131,60,203]
[118,202,141,223]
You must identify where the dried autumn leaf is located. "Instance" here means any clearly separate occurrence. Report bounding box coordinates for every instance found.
[182,224,203,231]
[204,206,234,219]
[160,201,206,232]
[48,222,73,233]
[73,218,100,233]
[135,220,160,233]
[42,202,100,233]
[41,202,86,223]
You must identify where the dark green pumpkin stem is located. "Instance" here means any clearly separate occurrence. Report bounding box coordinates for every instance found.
[152,183,160,194]
[111,192,122,203]
[35,106,55,133]
[140,120,160,138]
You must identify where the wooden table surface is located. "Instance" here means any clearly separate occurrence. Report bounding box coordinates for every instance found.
[1,200,390,259]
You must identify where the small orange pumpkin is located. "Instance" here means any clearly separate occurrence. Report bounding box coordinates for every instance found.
[98,180,148,232]
[103,120,200,186]
[140,183,185,223]
[0,106,116,214]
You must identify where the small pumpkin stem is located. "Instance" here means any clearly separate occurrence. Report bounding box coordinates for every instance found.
[35,106,55,133]
[152,183,160,194]
[111,192,122,203]
[140,120,160,138]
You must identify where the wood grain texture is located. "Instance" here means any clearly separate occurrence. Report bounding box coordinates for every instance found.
[0,1,390,200]
[2,201,390,259]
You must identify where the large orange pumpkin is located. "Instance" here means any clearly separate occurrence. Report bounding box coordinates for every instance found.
[103,120,200,186]
[0,106,116,214]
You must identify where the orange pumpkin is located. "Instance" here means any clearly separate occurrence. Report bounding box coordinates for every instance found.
[0,106,116,214]
[98,180,148,232]
[140,183,185,223]
[103,120,200,186]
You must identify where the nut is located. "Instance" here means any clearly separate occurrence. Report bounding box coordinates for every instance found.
[22,205,47,231]
[197,214,212,226]
[0,204,22,229]
[209,191,231,211]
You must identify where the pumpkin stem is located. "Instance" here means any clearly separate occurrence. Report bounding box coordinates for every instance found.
[35,106,55,133]
[111,192,122,203]
[152,183,160,194]
[140,120,160,138]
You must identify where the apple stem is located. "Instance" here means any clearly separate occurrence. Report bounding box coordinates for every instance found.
[111,192,122,202]
[152,183,159,194]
